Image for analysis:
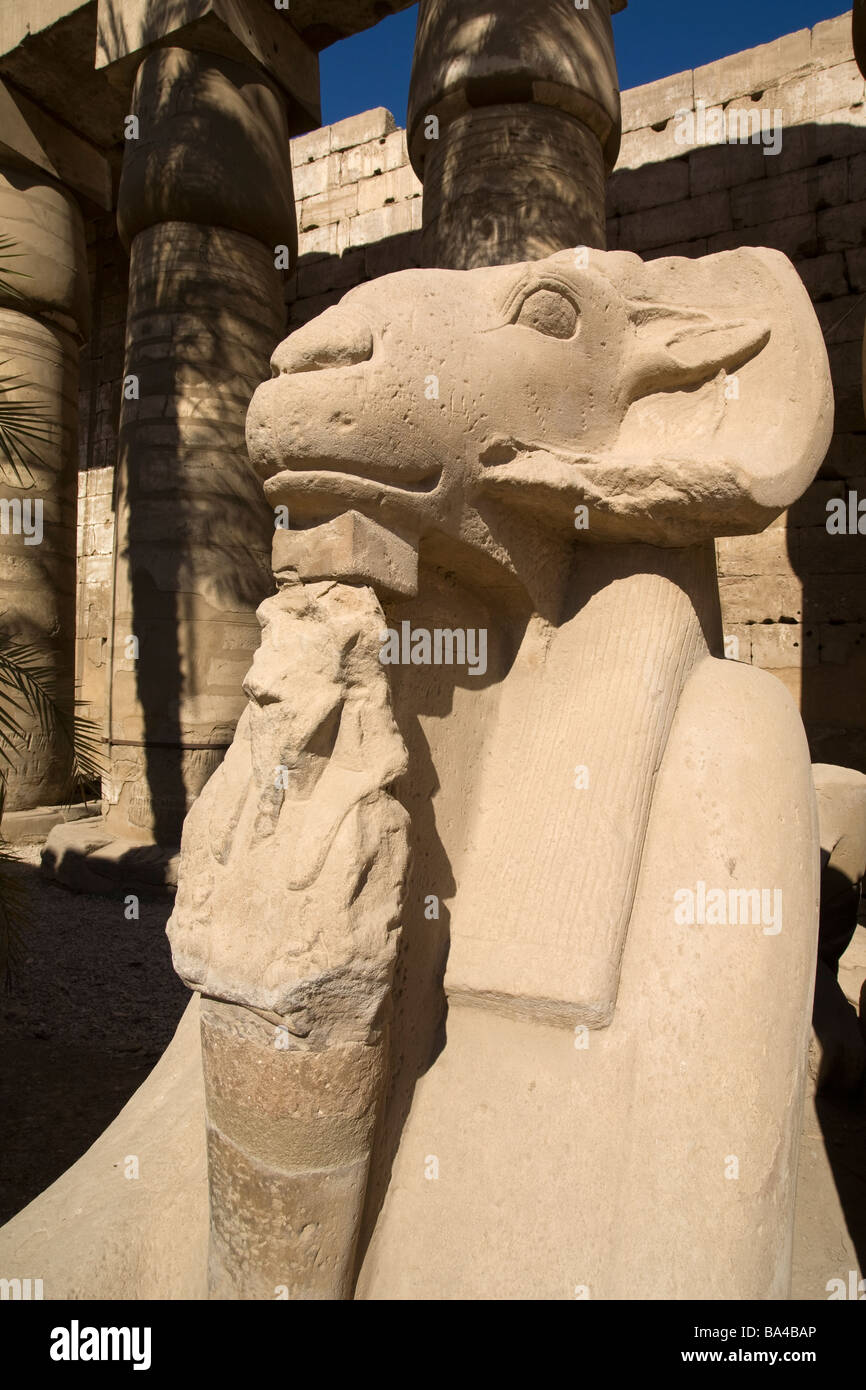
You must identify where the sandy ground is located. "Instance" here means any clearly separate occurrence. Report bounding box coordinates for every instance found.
[792,918,866,1298]
[0,845,189,1227]
[0,845,863,1298]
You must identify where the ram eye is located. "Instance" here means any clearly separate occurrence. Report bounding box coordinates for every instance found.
[514,288,579,339]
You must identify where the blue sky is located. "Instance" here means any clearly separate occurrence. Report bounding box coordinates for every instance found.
[320,2,853,128]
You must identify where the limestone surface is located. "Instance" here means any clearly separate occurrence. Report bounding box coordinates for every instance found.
[168,578,410,1031]
[240,242,832,1294]
[0,167,88,809]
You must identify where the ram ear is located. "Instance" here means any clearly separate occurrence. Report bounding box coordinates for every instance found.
[608,247,833,536]
[625,300,770,397]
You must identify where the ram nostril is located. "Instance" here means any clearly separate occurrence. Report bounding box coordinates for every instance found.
[269,310,374,376]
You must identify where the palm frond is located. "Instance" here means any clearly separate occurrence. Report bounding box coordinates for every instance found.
[0,640,57,749]
[56,704,105,801]
[0,367,53,488]
[0,639,106,796]
[0,234,30,304]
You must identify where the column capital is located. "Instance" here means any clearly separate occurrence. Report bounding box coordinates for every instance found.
[408,0,623,176]
[0,166,90,338]
[96,0,320,132]
[0,78,112,211]
[116,45,296,253]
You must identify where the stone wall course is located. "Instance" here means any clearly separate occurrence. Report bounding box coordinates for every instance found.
[812,13,857,69]
[693,30,813,108]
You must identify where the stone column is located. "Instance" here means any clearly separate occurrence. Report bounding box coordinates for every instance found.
[0,168,88,810]
[407,0,626,269]
[106,45,296,847]
[855,3,866,413]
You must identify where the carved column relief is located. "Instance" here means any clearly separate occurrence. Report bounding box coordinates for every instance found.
[0,169,88,809]
[408,0,626,268]
[108,46,295,845]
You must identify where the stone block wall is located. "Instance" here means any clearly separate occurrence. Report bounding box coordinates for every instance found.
[609,11,866,771]
[287,105,423,327]
[75,11,866,771]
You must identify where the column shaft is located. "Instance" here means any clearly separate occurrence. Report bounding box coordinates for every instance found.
[107,46,296,844]
[0,168,88,810]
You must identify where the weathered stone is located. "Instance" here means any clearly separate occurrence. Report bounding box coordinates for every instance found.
[200,996,387,1299]
[732,162,847,229]
[291,156,331,202]
[0,76,111,209]
[339,130,407,185]
[813,13,858,70]
[358,656,820,1298]
[616,118,689,171]
[621,68,694,134]
[693,30,813,109]
[408,0,621,264]
[356,164,422,215]
[296,248,365,299]
[328,107,396,152]
[289,287,344,327]
[105,219,283,842]
[95,0,321,130]
[716,528,798,577]
[688,141,769,197]
[816,292,866,344]
[40,817,181,893]
[105,39,294,846]
[291,123,330,167]
[299,183,358,230]
[408,0,621,172]
[719,574,803,623]
[0,800,99,844]
[271,512,419,599]
[607,156,689,217]
[298,221,343,260]
[345,199,421,248]
[707,212,817,261]
[0,167,88,810]
[619,189,732,251]
[364,229,421,279]
[815,60,866,118]
[166,568,411,1298]
[817,197,866,253]
[750,623,816,669]
[168,581,410,1025]
[246,245,830,1052]
[117,48,296,253]
[799,251,850,301]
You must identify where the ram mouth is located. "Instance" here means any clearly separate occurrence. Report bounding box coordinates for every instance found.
[262,459,442,497]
